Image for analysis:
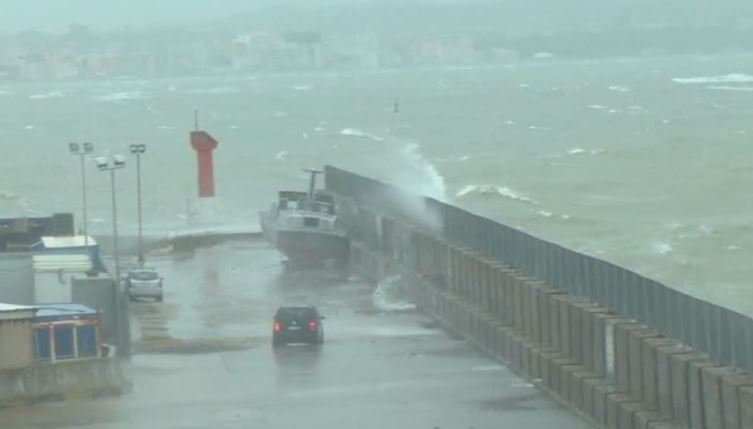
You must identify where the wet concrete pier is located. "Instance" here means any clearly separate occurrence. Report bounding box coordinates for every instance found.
[1,241,592,429]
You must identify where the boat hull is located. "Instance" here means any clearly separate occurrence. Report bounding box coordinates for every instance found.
[261,213,349,267]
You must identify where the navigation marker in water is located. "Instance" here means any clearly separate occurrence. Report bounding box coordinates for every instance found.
[190,111,219,198]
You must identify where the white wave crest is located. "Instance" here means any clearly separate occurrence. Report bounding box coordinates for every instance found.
[275,150,291,161]
[339,128,384,142]
[292,85,313,91]
[567,147,604,156]
[672,73,753,84]
[707,85,753,92]
[181,86,239,95]
[609,85,631,92]
[373,276,416,312]
[29,91,64,100]
[650,241,673,256]
[92,91,150,102]
[455,184,538,204]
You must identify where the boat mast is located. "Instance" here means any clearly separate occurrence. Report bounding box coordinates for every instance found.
[304,169,323,202]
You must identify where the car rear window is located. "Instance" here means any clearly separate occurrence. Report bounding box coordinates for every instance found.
[276,307,317,322]
[131,271,158,281]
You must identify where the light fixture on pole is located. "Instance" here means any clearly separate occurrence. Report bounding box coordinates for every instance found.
[96,155,126,289]
[68,142,94,248]
[129,144,147,267]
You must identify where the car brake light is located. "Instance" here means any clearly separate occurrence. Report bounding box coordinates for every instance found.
[308,320,318,332]
[273,321,283,332]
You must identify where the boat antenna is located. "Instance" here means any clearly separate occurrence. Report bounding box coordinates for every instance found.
[393,97,399,114]
[194,109,200,131]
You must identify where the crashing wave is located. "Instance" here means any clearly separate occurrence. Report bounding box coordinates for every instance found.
[455,184,538,204]
[373,276,416,312]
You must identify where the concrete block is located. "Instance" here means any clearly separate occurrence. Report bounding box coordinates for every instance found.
[606,393,634,429]
[740,386,753,429]
[527,282,545,342]
[553,295,574,358]
[583,377,608,420]
[646,423,675,429]
[549,357,578,396]
[500,269,517,325]
[527,344,544,380]
[569,302,598,365]
[591,312,617,378]
[508,332,524,370]
[539,350,559,390]
[581,306,611,373]
[670,352,708,429]
[538,288,566,349]
[614,322,643,394]
[701,367,734,429]
[560,364,582,401]
[628,329,662,402]
[634,411,664,429]
[619,400,648,429]
[654,342,689,420]
[721,373,753,429]
[521,342,533,376]
[688,359,719,429]
[571,369,600,412]
[641,338,676,411]
[512,276,526,330]
[594,383,623,426]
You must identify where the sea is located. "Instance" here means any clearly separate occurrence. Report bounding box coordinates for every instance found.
[2,54,753,315]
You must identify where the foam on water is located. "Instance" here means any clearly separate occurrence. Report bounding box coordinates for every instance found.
[609,85,631,92]
[180,86,239,95]
[92,91,150,102]
[707,85,753,92]
[275,150,291,161]
[672,73,753,84]
[29,91,64,100]
[455,184,538,204]
[292,85,313,91]
[373,276,416,312]
[339,128,384,141]
[650,241,673,255]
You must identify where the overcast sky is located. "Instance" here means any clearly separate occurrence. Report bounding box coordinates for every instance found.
[0,0,275,32]
[2,0,752,34]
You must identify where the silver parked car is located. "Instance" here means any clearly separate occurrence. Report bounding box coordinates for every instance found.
[125,269,163,302]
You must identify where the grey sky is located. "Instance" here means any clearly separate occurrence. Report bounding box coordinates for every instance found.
[2,0,752,34]
[0,0,266,32]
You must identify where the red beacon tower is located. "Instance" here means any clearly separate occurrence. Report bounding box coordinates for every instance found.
[190,112,219,198]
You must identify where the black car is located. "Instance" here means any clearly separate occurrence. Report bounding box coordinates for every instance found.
[272,306,325,346]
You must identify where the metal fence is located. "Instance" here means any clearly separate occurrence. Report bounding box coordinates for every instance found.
[326,165,753,373]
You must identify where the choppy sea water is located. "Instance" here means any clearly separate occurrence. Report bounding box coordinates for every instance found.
[2,55,753,315]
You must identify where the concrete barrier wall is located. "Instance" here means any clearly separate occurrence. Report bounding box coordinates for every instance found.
[346,215,753,429]
[0,357,124,406]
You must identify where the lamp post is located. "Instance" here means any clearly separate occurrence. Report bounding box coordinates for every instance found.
[129,144,146,267]
[68,142,94,247]
[95,155,126,287]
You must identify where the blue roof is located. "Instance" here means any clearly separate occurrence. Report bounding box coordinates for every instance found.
[34,304,98,322]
